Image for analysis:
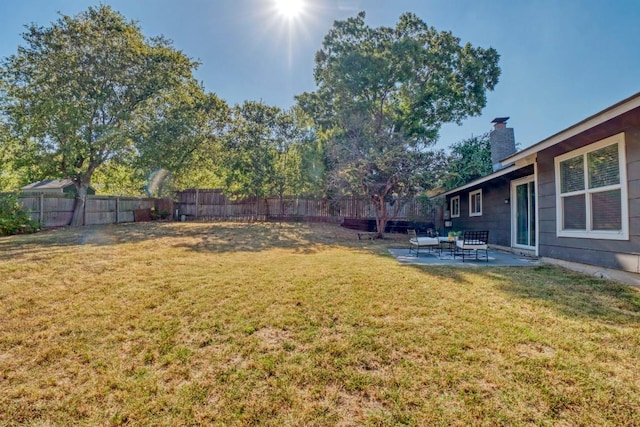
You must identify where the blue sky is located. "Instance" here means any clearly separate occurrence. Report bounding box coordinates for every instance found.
[1,0,639,151]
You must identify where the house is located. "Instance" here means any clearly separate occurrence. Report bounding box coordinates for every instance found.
[442,92,640,285]
[21,179,96,197]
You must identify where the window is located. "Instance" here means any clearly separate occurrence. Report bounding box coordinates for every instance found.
[469,189,482,217]
[554,132,628,240]
[450,196,460,218]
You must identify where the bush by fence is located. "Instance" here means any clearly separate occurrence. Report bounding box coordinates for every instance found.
[0,193,40,236]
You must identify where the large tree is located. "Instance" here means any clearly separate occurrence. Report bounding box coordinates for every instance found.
[90,85,230,197]
[0,115,44,192]
[132,82,230,196]
[297,12,500,237]
[0,5,199,225]
[220,101,313,217]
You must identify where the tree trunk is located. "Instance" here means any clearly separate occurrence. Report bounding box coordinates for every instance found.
[280,194,284,219]
[374,195,389,239]
[70,183,89,227]
[373,194,405,239]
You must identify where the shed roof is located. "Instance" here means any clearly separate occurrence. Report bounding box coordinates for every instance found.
[22,179,76,191]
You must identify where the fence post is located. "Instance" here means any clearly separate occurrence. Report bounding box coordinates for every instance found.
[39,193,44,226]
[115,197,120,224]
[195,189,199,219]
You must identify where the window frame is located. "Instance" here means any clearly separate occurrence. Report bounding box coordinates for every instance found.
[554,132,628,240]
[450,195,460,218]
[469,189,482,217]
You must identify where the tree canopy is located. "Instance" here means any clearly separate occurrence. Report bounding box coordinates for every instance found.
[297,12,500,236]
[441,134,493,190]
[218,102,317,217]
[0,5,206,225]
[1,7,504,232]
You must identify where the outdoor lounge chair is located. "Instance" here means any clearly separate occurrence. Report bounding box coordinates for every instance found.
[408,229,439,256]
[454,230,489,262]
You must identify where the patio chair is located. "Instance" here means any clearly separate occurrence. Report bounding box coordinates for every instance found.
[454,230,489,262]
[408,229,439,256]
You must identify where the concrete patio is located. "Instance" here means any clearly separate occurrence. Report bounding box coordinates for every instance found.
[388,247,540,267]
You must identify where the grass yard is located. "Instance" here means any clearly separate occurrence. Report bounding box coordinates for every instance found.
[1,222,640,426]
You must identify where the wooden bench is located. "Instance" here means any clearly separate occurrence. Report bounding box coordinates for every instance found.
[357,232,376,240]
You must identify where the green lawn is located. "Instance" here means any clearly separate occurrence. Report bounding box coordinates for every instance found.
[1,222,639,426]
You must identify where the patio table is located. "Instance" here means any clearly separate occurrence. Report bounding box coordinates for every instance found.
[438,237,456,255]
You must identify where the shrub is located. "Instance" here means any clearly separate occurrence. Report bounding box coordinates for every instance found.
[150,207,172,221]
[0,193,39,236]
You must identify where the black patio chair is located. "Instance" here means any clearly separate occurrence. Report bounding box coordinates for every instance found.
[454,230,489,262]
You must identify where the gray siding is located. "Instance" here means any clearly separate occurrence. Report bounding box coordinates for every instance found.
[447,166,533,247]
[536,111,640,273]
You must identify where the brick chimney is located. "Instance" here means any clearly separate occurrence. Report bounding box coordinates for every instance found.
[490,117,516,171]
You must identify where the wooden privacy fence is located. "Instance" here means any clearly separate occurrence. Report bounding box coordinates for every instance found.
[15,190,438,229]
[18,194,172,228]
[175,189,433,223]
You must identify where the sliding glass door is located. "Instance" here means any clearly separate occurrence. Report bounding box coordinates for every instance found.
[511,176,536,249]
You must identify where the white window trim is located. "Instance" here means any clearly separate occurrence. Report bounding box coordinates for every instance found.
[469,189,482,217]
[450,195,460,218]
[554,132,629,240]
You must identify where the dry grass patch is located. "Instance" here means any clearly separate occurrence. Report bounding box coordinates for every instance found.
[1,222,639,425]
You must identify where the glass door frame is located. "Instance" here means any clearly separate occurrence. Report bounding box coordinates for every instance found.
[511,175,537,252]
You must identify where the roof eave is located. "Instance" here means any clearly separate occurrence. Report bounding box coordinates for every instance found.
[502,91,640,164]
[438,164,521,197]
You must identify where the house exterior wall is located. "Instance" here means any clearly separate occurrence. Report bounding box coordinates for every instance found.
[446,165,534,247]
[536,108,640,273]
[62,185,96,196]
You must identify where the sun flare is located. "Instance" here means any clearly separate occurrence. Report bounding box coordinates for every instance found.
[274,0,305,19]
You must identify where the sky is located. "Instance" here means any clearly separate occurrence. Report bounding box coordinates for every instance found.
[1,0,639,151]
